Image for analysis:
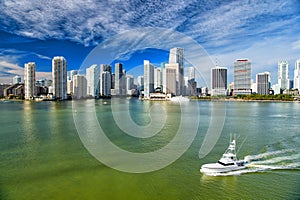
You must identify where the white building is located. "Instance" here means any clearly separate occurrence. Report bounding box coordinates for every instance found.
[154,68,162,90]
[137,75,144,88]
[162,66,176,95]
[69,70,78,81]
[86,64,99,97]
[67,79,73,95]
[52,56,67,100]
[126,75,134,91]
[144,60,154,99]
[13,75,22,84]
[24,62,36,100]
[251,80,257,94]
[294,59,300,90]
[278,61,289,91]
[233,59,252,95]
[73,75,87,99]
[168,47,184,95]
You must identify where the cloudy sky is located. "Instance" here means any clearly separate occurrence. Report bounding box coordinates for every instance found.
[0,0,299,85]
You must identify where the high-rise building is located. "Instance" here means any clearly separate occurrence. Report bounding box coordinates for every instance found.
[67,79,73,95]
[163,67,176,95]
[164,63,179,95]
[137,76,144,87]
[233,59,251,95]
[256,72,270,95]
[168,47,184,95]
[187,67,196,96]
[52,56,67,100]
[13,75,22,84]
[73,75,87,99]
[86,64,99,97]
[154,68,162,90]
[100,71,111,97]
[126,75,134,91]
[294,59,300,90]
[137,75,144,93]
[68,70,78,81]
[99,64,112,97]
[188,67,195,80]
[24,62,36,100]
[100,64,112,75]
[122,69,127,95]
[211,66,227,96]
[144,60,154,99]
[114,63,123,96]
[278,61,289,91]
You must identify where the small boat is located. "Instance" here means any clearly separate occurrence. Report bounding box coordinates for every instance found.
[170,96,189,102]
[200,139,247,175]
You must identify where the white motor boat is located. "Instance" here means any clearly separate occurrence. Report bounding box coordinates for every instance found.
[170,96,189,102]
[200,139,247,175]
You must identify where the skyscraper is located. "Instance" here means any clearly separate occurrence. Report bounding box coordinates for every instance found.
[100,71,111,97]
[233,59,251,95]
[278,61,289,91]
[100,64,112,75]
[13,75,21,84]
[256,72,270,95]
[69,70,78,81]
[73,74,87,99]
[114,63,123,96]
[154,68,162,90]
[162,67,176,95]
[187,67,196,96]
[126,75,134,91]
[188,67,195,81]
[24,62,36,100]
[86,64,99,97]
[99,64,112,97]
[168,47,184,95]
[211,66,227,96]
[52,56,67,100]
[144,60,154,99]
[294,59,300,90]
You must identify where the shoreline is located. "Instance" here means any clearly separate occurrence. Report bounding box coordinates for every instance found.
[1,97,299,103]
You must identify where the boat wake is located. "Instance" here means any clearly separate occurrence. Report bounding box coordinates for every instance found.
[207,149,300,176]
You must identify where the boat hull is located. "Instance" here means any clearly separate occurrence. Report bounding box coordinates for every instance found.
[200,163,246,175]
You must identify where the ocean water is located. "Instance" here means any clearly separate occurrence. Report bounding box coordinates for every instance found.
[0,99,299,199]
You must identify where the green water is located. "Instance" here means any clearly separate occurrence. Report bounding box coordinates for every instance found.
[0,99,299,199]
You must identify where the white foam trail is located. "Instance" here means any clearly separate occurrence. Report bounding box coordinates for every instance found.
[244,149,296,162]
[250,153,300,165]
[248,162,300,170]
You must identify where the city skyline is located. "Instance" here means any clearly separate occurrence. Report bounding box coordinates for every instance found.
[0,1,299,85]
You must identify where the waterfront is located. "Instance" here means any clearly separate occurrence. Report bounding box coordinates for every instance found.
[0,99,299,199]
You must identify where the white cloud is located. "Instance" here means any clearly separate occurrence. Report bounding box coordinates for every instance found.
[0,60,23,75]
[0,60,52,83]
[0,0,298,50]
[292,40,300,50]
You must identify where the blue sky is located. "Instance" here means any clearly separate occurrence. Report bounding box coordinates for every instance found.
[0,0,300,85]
